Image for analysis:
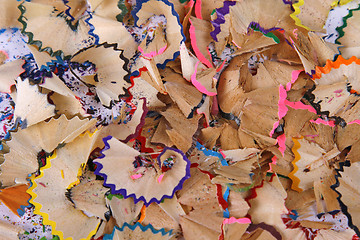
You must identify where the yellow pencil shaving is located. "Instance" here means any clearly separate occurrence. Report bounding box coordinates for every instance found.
[288,137,304,192]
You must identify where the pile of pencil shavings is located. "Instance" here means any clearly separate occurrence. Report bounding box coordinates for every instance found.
[0,0,360,239]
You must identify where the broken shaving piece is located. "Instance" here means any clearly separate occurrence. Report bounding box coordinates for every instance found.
[13,78,55,129]
[139,58,167,94]
[239,87,285,147]
[247,174,305,239]
[95,98,147,147]
[289,137,339,192]
[291,31,339,74]
[178,167,235,237]
[0,59,23,93]
[157,196,186,226]
[26,45,76,97]
[106,194,143,227]
[332,160,360,237]
[189,17,214,68]
[310,56,360,124]
[243,60,302,92]
[217,54,248,114]
[190,61,217,96]
[177,168,220,210]
[178,169,225,239]
[160,104,201,153]
[219,217,251,240]
[130,68,167,109]
[289,137,341,213]
[336,4,360,58]
[336,123,360,153]
[163,68,205,118]
[94,136,191,206]
[212,148,263,186]
[141,202,181,235]
[290,0,335,32]
[49,91,86,118]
